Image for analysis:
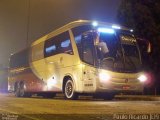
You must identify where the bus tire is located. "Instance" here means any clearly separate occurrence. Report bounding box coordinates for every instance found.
[64,79,78,100]
[18,82,31,97]
[14,82,20,97]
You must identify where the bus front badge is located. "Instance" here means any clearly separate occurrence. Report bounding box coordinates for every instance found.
[125,79,129,83]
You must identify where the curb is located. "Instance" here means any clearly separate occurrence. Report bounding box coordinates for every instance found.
[115,95,160,101]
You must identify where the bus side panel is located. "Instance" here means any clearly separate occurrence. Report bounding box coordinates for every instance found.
[8,67,45,92]
[71,64,83,93]
[82,64,97,93]
[44,54,62,92]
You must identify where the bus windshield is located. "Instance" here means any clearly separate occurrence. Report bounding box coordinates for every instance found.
[96,32,141,73]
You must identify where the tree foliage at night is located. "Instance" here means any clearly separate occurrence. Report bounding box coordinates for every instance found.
[117,0,160,68]
[117,0,160,94]
[117,0,160,39]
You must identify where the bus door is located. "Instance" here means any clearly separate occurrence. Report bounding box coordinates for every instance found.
[81,32,97,92]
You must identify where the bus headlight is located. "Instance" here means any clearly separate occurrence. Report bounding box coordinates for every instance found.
[99,72,111,83]
[138,74,147,82]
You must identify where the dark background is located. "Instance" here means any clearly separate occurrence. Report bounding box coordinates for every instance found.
[3,0,158,94]
[0,0,121,66]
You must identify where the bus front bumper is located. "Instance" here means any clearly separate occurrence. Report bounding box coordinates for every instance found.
[96,79,144,93]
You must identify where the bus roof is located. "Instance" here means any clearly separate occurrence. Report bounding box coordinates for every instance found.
[31,20,131,46]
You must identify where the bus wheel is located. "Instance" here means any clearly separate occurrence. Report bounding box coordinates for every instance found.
[64,79,78,100]
[19,82,31,97]
[18,82,25,97]
[14,83,20,97]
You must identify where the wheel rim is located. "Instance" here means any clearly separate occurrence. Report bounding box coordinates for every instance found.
[65,80,74,98]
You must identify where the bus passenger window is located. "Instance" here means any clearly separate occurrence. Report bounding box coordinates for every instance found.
[44,40,57,57]
[44,31,72,58]
[60,39,73,55]
[45,45,56,54]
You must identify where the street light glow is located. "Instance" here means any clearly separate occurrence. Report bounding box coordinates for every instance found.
[92,21,98,27]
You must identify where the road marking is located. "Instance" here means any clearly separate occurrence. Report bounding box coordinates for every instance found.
[0,107,40,120]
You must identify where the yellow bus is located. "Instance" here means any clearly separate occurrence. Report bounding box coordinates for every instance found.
[8,20,147,100]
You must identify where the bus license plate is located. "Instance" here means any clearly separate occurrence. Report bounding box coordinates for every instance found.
[123,86,130,90]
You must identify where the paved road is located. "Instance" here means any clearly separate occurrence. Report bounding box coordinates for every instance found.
[0,93,160,120]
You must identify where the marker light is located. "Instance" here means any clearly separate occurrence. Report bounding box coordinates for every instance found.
[92,21,98,27]
[47,77,57,89]
[112,25,121,29]
[147,42,151,53]
[99,72,111,83]
[130,29,134,32]
[98,28,115,34]
[138,74,147,82]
